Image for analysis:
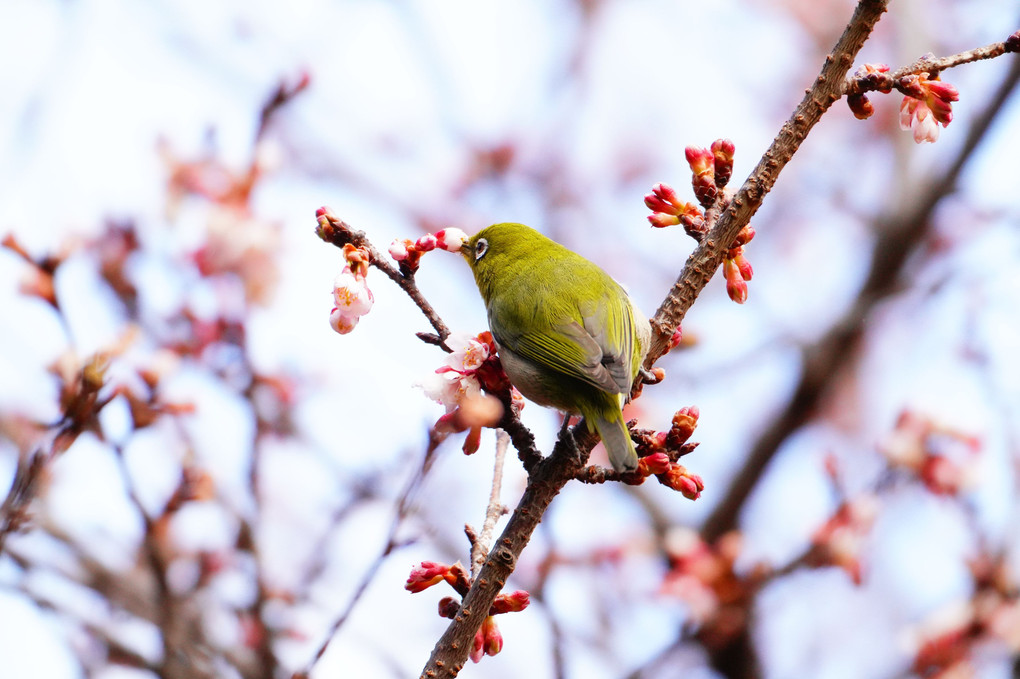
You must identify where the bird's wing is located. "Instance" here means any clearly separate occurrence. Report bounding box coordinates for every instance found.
[580,295,635,393]
[489,293,633,395]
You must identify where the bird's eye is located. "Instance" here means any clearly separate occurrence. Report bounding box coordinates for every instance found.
[474,238,488,261]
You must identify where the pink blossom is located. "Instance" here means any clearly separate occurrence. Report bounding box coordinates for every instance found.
[435,228,468,252]
[900,97,941,144]
[899,73,959,144]
[332,269,374,316]
[388,238,411,261]
[329,307,359,335]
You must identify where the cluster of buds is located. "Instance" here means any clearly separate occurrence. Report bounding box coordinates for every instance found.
[646,140,751,303]
[329,243,374,335]
[723,224,755,304]
[807,495,880,584]
[389,227,468,274]
[405,561,530,663]
[898,72,959,144]
[419,332,523,454]
[660,529,763,650]
[644,182,706,237]
[846,63,892,120]
[846,61,960,144]
[879,410,981,496]
[628,406,704,499]
[685,140,734,207]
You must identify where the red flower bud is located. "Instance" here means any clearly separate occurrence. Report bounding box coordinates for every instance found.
[491,590,530,614]
[644,193,680,215]
[648,213,680,228]
[481,616,503,657]
[710,138,735,188]
[669,327,683,350]
[405,561,451,593]
[638,452,672,476]
[660,464,705,500]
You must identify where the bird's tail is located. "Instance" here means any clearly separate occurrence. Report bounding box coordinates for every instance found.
[592,407,638,473]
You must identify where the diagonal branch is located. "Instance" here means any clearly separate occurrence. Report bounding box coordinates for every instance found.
[415,6,893,675]
[644,0,891,363]
[701,35,1020,543]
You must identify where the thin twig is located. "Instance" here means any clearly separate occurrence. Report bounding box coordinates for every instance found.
[293,436,443,679]
[470,431,510,578]
[315,212,453,350]
[845,32,1020,96]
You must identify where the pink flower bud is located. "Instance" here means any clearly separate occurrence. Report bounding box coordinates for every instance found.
[435,228,469,252]
[925,79,958,104]
[710,139,735,188]
[490,590,530,614]
[854,63,892,93]
[470,628,485,663]
[644,193,679,215]
[653,182,681,205]
[710,138,735,159]
[726,276,748,304]
[648,213,680,228]
[638,452,672,476]
[415,233,438,252]
[481,616,503,657]
[731,224,756,247]
[405,561,451,593]
[329,308,359,334]
[661,464,705,500]
[685,146,714,176]
[724,257,748,303]
[733,252,753,281]
[670,406,700,443]
[388,238,411,261]
[669,327,683,350]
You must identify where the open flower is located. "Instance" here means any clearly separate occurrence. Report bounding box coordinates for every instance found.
[418,332,513,453]
[899,73,959,144]
[329,268,374,334]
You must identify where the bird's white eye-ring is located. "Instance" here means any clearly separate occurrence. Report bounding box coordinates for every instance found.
[474,238,488,261]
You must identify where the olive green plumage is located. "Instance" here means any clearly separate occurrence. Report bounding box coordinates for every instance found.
[461,222,650,472]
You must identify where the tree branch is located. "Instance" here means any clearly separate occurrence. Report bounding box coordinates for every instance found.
[417,1,891,676]
[701,28,1020,543]
[644,0,890,363]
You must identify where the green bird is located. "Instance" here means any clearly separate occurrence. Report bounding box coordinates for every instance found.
[461,222,651,472]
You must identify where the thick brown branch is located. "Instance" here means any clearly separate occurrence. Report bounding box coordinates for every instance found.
[702,40,1020,544]
[419,431,585,677]
[644,0,890,363]
[416,3,893,676]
